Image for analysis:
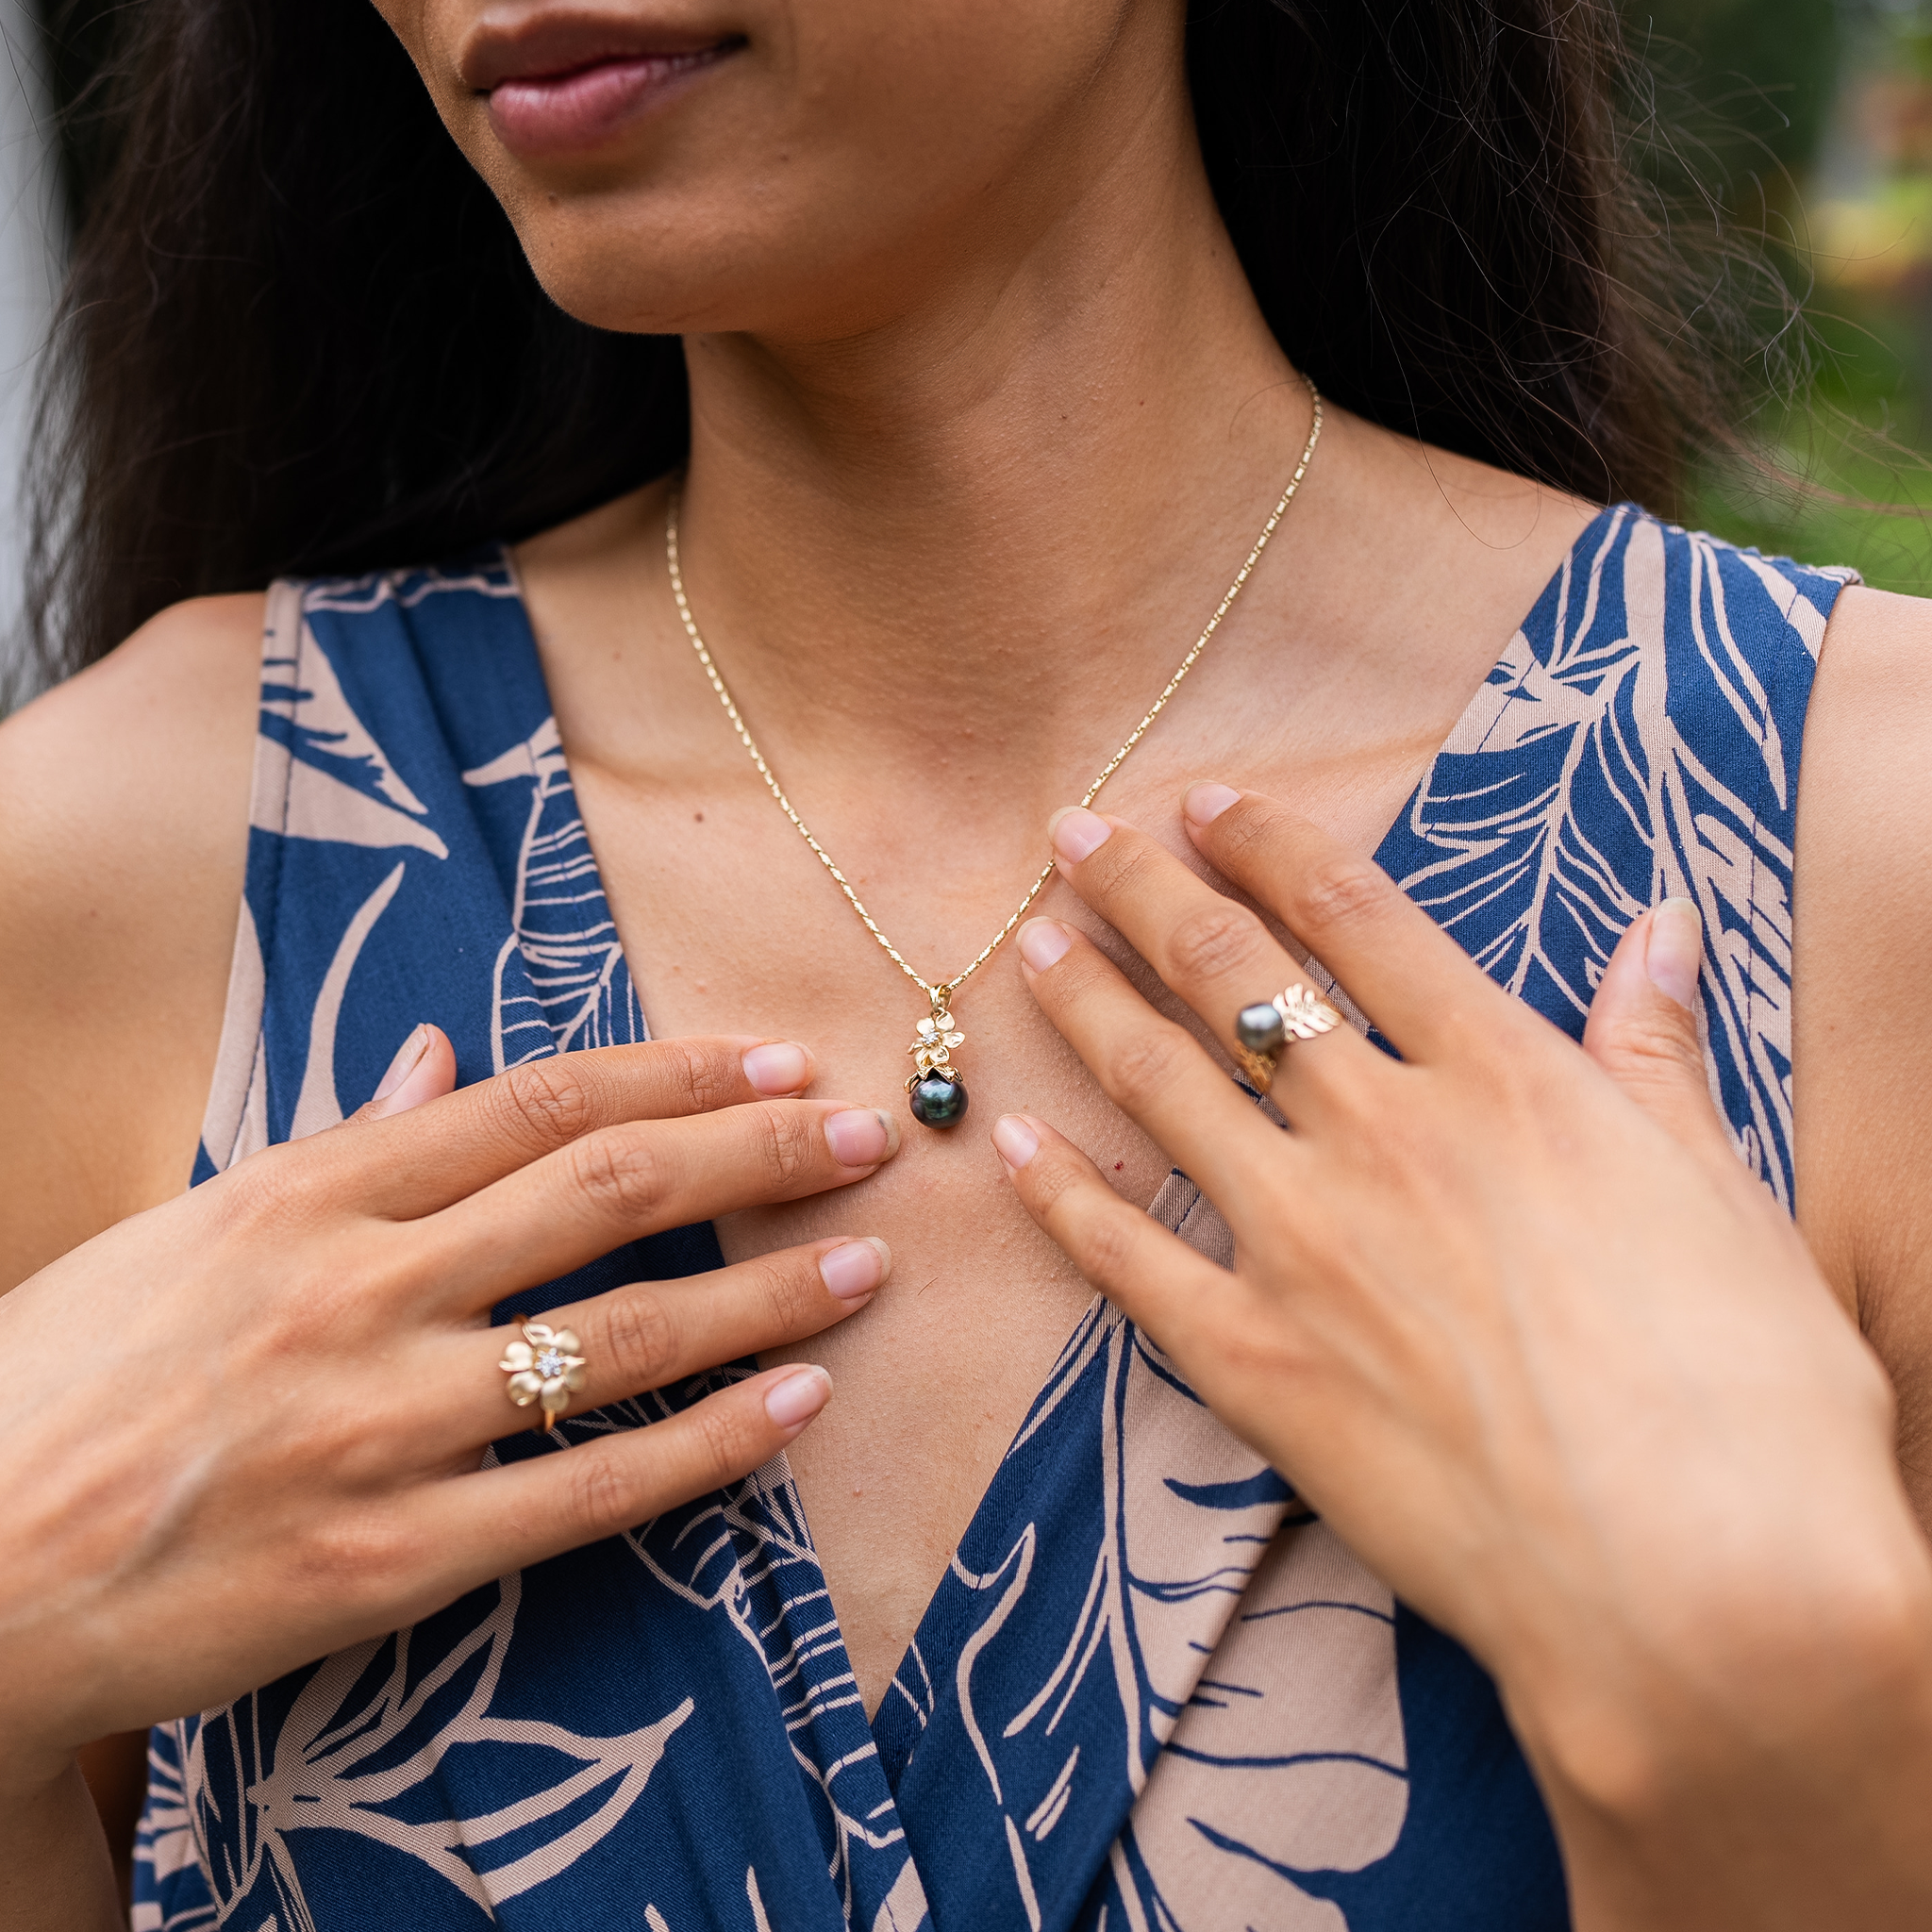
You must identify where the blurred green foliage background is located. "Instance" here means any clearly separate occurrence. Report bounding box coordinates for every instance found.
[1642,0,1932,586]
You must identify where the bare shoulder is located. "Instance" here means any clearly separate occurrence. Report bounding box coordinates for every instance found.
[1314,408,1599,654]
[1794,583,1932,1068]
[1792,582,1932,1515]
[0,593,263,1288]
[514,475,667,573]
[1339,412,1599,557]
[1806,579,1932,711]
[511,475,671,644]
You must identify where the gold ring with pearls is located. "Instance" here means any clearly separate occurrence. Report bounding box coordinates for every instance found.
[499,1322,589,1433]
[1232,983,1343,1093]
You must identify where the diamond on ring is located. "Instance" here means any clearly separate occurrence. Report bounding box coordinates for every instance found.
[500,1322,589,1432]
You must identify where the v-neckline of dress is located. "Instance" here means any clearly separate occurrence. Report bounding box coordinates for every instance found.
[159,504,1847,1930]
[498,501,1624,1741]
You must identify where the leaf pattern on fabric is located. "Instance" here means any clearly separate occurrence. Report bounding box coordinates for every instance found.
[462,718,647,1071]
[158,1578,694,1920]
[1379,508,1849,1206]
[145,512,1849,1932]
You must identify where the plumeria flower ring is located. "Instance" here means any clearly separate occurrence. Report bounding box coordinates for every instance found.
[908,1008,966,1079]
[499,1321,589,1430]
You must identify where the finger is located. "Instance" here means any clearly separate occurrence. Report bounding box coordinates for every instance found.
[1014,914,1289,1209]
[301,1036,823,1218]
[421,1101,901,1308]
[990,1112,1235,1357]
[421,1361,837,1584]
[443,1236,890,1443]
[1181,784,1539,1062]
[1582,902,1738,1174]
[1044,807,1383,1106]
[343,1024,458,1124]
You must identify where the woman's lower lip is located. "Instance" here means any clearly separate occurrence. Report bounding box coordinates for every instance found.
[486,48,732,158]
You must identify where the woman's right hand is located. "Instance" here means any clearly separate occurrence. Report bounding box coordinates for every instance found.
[0,1030,898,1790]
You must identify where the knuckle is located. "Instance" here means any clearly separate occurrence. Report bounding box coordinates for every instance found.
[1072,1205,1141,1291]
[600,1288,681,1390]
[495,1058,595,1152]
[662,1039,738,1116]
[558,1447,641,1541]
[1098,836,1166,894]
[692,1393,763,1481]
[1447,1041,1538,1113]
[1164,900,1272,986]
[207,1146,285,1225]
[1205,796,1279,871]
[755,1254,815,1331]
[567,1127,670,1222]
[750,1106,819,1191]
[1021,1149,1086,1219]
[270,1273,364,1353]
[1104,1024,1193,1112]
[1601,1030,1696,1093]
[213,1143,332,1239]
[1595,1011,1703,1081]
[294,1509,412,1613]
[1209,1307,1309,1385]
[1295,853,1392,938]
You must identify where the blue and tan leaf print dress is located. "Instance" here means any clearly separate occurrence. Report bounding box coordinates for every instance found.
[132,505,1854,1932]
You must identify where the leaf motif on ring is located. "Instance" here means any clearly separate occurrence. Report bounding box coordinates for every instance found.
[1274,984,1342,1041]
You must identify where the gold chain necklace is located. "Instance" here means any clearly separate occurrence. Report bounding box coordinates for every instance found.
[666,381,1323,1129]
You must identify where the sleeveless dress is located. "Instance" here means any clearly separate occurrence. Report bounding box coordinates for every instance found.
[132,505,1854,1932]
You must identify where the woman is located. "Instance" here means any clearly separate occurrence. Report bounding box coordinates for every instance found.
[2,0,1930,1926]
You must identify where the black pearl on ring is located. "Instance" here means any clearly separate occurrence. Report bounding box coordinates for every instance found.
[1235,1003,1288,1057]
[909,1074,970,1129]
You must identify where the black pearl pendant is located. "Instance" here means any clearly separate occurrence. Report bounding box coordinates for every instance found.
[908,1073,970,1129]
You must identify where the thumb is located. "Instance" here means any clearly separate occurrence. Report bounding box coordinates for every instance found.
[343,1023,458,1125]
[1583,901,1738,1171]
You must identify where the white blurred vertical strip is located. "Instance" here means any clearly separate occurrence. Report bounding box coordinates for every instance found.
[0,2,60,705]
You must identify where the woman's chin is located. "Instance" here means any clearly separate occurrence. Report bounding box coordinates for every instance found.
[508,195,906,344]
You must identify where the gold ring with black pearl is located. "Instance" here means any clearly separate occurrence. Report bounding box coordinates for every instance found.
[1232,983,1343,1093]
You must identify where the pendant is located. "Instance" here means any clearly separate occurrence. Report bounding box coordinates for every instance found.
[905,998,969,1129]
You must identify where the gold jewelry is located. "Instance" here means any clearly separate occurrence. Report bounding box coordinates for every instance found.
[667,381,1323,1129]
[1232,983,1344,1093]
[500,1322,588,1434]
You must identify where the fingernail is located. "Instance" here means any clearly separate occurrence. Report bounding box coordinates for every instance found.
[991,1114,1040,1172]
[742,1041,812,1095]
[1048,807,1111,863]
[764,1365,832,1430]
[1646,898,1703,1010]
[1017,918,1073,973]
[818,1237,891,1300]
[374,1025,429,1101]
[1184,782,1241,827]
[825,1108,896,1167]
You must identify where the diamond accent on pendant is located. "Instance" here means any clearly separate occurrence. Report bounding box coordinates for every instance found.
[908,1006,965,1078]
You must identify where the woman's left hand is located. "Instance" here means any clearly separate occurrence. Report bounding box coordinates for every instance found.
[998,783,1932,1931]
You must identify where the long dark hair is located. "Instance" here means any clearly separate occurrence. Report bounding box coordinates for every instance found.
[25,0,1784,681]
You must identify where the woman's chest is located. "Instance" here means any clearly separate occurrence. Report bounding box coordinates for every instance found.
[558,732,1432,1710]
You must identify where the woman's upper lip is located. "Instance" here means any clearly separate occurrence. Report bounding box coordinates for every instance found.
[459,11,736,92]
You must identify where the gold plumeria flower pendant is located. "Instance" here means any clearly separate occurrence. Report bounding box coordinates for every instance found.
[905,1000,969,1129]
[499,1321,588,1431]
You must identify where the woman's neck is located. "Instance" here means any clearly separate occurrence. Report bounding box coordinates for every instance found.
[669,31,1313,797]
